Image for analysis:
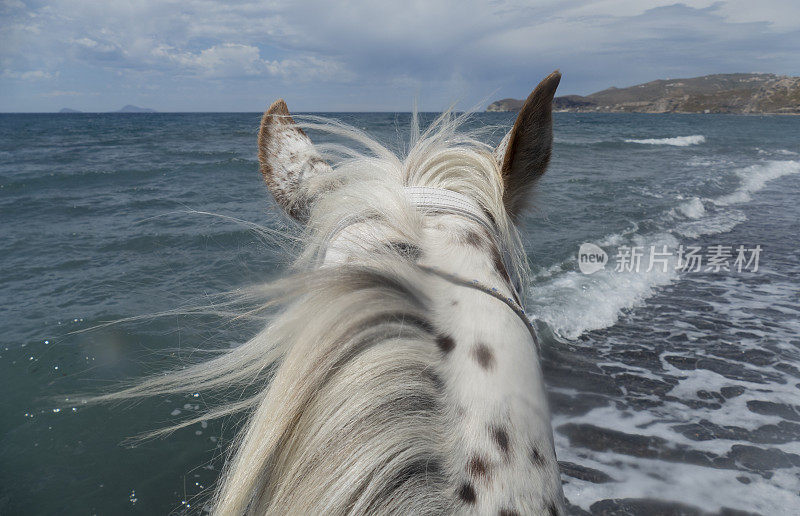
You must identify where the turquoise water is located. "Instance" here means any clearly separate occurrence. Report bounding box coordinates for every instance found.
[1,112,799,514]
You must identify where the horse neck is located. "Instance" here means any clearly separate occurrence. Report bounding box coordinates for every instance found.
[326,213,565,513]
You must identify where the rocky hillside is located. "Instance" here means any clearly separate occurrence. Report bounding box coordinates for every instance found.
[487,74,800,114]
[485,98,525,112]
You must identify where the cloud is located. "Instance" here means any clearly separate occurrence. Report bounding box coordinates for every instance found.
[0,0,798,110]
[1,69,57,80]
[151,42,350,81]
[40,89,84,97]
[265,1,799,82]
[154,43,268,77]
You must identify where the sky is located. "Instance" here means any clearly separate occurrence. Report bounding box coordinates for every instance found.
[1,0,799,112]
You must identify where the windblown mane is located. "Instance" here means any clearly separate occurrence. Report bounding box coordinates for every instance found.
[91,112,536,514]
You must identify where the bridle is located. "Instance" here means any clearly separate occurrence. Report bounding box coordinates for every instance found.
[417,264,538,349]
[321,186,538,348]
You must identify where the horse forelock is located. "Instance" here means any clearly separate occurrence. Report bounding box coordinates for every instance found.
[293,113,529,298]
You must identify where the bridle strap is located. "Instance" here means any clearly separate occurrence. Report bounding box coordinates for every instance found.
[320,186,535,347]
[418,264,538,350]
[402,187,521,295]
[322,186,517,285]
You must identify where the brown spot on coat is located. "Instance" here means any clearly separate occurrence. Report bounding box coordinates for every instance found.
[491,426,510,455]
[463,229,487,248]
[467,456,490,480]
[472,343,495,370]
[529,446,546,467]
[436,335,455,354]
[458,483,476,504]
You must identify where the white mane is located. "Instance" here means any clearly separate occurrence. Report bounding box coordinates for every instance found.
[88,71,565,515]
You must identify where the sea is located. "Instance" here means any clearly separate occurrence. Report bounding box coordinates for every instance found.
[1,112,799,515]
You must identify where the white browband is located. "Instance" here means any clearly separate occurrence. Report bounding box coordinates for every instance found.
[318,186,533,343]
[320,186,519,292]
[401,186,496,236]
[322,187,496,258]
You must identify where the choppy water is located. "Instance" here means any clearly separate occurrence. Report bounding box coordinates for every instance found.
[1,112,799,515]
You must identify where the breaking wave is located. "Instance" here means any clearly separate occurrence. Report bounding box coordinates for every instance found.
[714,160,800,206]
[529,159,799,340]
[625,135,706,146]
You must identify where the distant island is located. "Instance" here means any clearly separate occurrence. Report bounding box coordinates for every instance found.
[115,104,156,113]
[57,105,157,113]
[487,73,800,114]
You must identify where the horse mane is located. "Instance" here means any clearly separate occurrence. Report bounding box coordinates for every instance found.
[86,111,533,514]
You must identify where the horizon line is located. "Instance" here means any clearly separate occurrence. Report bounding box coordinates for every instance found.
[0,110,495,114]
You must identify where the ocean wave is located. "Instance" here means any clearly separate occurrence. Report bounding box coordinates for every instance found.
[530,160,799,340]
[555,384,800,515]
[757,148,798,156]
[674,197,705,219]
[625,135,706,146]
[673,210,747,239]
[714,160,800,205]
[529,233,680,340]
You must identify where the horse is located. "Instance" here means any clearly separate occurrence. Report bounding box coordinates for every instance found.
[103,71,564,515]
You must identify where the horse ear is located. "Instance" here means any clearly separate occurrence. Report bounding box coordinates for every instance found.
[493,71,561,220]
[258,99,332,221]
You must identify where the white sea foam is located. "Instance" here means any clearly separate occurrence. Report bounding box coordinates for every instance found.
[555,399,800,514]
[530,160,799,340]
[675,197,705,218]
[662,368,800,444]
[530,233,679,340]
[625,135,706,146]
[556,338,800,512]
[674,209,747,238]
[757,148,798,156]
[562,455,800,516]
[714,160,800,205]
